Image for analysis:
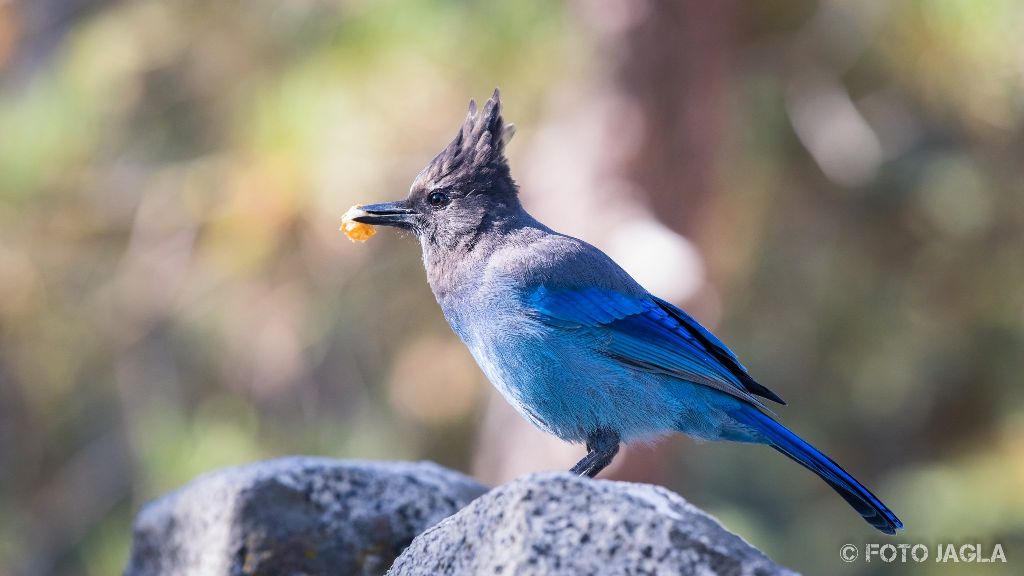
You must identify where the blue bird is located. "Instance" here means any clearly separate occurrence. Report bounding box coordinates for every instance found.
[351,90,903,534]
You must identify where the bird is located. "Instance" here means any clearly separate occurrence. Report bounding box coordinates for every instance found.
[350,89,903,535]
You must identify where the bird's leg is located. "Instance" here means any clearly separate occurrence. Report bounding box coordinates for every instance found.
[569,429,621,478]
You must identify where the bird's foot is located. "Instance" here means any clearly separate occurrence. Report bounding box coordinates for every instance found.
[570,429,620,478]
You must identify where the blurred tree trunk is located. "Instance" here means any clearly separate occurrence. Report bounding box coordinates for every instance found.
[602,0,735,240]
[474,0,736,485]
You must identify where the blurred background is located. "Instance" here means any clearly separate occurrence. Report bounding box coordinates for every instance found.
[1,0,1023,574]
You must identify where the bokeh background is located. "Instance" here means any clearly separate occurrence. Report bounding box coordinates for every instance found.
[2,0,1023,574]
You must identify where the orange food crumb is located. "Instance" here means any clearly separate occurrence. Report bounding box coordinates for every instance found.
[340,206,376,242]
[340,219,376,242]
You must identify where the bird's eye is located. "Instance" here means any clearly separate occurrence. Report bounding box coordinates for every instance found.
[427,191,451,208]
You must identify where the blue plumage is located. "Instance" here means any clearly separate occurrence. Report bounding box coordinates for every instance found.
[529,287,781,409]
[352,89,903,534]
[732,407,905,534]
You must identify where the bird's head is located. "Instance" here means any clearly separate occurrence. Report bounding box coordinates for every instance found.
[350,89,521,250]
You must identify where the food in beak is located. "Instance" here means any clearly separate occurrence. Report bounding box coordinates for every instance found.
[339,205,377,242]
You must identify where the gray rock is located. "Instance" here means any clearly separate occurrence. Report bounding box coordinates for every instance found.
[124,457,487,576]
[389,472,796,576]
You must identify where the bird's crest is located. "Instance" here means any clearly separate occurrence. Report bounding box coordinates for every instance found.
[414,89,516,192]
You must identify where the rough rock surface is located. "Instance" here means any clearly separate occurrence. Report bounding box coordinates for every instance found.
[124,457,487,576]
[389,472,796,576]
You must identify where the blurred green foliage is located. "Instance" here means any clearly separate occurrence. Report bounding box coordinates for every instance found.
[1,1,1022,575]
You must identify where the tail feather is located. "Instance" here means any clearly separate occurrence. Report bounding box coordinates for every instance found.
[734,408,904,535]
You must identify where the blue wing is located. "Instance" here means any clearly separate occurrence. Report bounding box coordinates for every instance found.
[528,286,785,407]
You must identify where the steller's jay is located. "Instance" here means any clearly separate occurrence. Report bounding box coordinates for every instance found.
[350,90,903,534]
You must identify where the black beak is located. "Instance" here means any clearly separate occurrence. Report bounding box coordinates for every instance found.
[350,201,418,229]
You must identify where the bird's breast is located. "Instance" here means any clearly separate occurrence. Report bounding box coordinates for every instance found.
[439,293,569,428]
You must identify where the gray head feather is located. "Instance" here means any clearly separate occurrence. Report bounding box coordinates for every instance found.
[413,88,516,195]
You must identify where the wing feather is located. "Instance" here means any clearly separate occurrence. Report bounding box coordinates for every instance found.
[529,286,784,408]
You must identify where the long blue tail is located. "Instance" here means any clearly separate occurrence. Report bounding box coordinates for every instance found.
[734,407,904,534]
